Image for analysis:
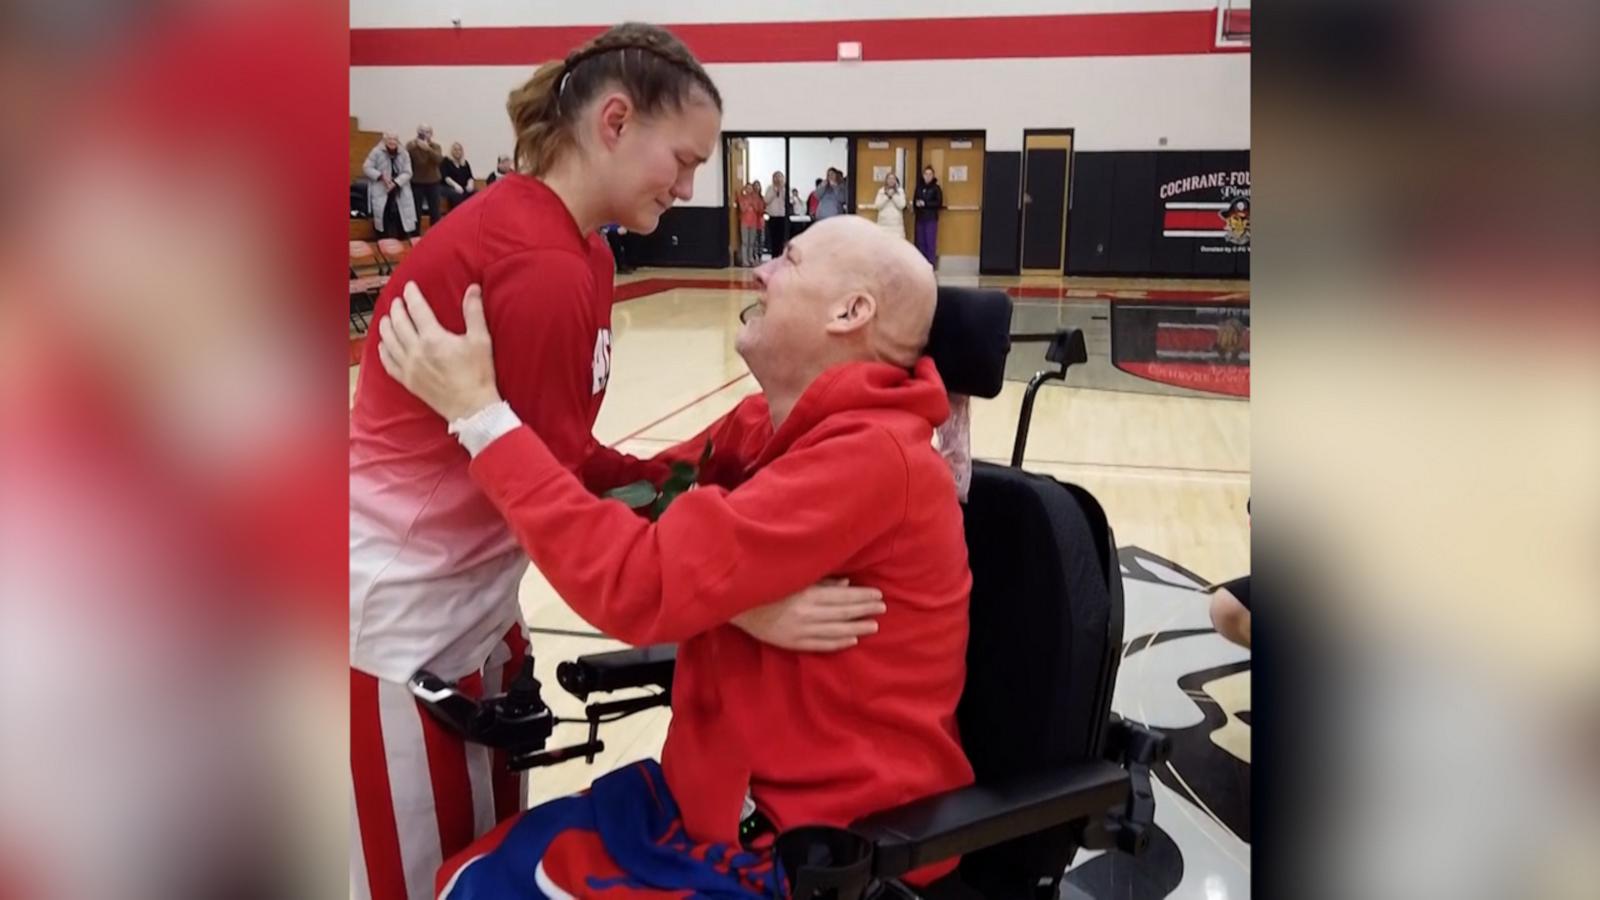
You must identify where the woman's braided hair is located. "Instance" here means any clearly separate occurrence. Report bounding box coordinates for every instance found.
[507,23,722,177]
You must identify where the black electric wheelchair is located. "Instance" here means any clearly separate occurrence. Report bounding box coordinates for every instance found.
[409,286,1169,900]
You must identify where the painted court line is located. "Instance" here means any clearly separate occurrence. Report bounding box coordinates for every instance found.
[979,456,1250,480]
[609,372,753,447]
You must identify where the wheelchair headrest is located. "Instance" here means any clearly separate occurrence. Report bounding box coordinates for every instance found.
[927,287,1013,399]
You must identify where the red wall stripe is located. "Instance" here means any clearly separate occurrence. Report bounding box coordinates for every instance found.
[350,12,1248,67]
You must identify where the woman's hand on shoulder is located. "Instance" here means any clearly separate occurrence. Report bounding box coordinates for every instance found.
[377,282,504,422]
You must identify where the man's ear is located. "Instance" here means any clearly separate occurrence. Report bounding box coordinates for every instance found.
[595,92,634,149]
[824,292,877,336]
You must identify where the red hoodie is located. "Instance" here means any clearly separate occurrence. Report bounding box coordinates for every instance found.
[470,356,974,881]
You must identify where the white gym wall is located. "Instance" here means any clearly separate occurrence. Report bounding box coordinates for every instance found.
[350,1,1249,209]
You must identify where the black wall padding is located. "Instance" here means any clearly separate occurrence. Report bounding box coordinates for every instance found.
[1108,153,1159,276]
[1066,154,1115,273]
[979,151,1022,275]
[629,206,730,268]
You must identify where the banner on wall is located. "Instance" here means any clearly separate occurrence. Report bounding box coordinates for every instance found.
[1111,302,1250,397]
[1158,168,1250,253]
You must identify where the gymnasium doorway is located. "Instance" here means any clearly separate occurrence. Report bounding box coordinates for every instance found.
[849,132,985,273]
[1021,129,1074,274]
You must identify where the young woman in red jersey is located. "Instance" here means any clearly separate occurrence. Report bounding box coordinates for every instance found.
[349,24,883,900]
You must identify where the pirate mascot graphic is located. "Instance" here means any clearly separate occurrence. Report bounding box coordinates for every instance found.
[1219,197,1250,246]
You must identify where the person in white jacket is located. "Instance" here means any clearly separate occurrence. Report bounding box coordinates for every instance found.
[871,172,908,241]
[363,133,417,239]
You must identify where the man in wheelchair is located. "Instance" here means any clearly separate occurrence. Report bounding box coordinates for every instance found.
[382,216,1166,899]
[382,216,979,895]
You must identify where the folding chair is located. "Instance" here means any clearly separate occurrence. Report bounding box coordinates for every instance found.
[375,237,410,274]
[349,241,387,332]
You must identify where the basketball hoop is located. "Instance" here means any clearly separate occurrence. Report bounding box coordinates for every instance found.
[1216,0,1252,49]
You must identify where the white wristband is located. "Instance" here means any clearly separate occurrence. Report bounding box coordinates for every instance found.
[448,401,521,457]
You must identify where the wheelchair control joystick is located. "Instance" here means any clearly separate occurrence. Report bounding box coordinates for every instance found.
[410,654,614,771]
[502,656,545,719]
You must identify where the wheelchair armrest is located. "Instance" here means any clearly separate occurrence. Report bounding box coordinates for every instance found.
[556,643,677,701]
[849,760,1130,881]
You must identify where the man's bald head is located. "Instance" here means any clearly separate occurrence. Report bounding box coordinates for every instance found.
[858,218,936,367]
[738,215,938,416]
[792,215,936,366]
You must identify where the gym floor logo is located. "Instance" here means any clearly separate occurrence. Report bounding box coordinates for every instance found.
[1110,303,1251,398]
[1064,546,1251,899]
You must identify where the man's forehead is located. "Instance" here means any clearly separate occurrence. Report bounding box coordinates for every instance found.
[795,222,878,271]
[789,228,824,257]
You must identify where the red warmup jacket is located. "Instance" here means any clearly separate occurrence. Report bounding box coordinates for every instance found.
[471,357,975,882]
[350,174,668,683]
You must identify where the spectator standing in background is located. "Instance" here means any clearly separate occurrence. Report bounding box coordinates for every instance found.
[485,154,513,185]
[737,181,766,266]
[440,142,477,213]
[789,187,803,215]
[762,171,789,260]
[872,172,908,241]
[815,167,846,219]
[362,132,416,239]
[913,165,944,265]
[407,124,444,226]
[807,178,822,217]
